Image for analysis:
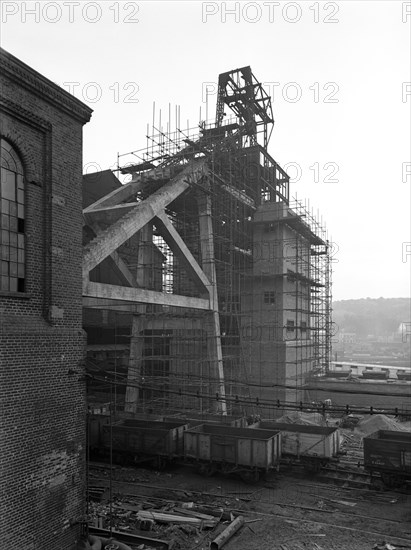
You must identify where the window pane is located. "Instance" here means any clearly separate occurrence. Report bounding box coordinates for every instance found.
[18,234,24,248]
[17,189,24,204]
[1,200,9,214]
[0,276,9,291]
[17,249,24,263]
[9,277,17,292]
[2,140,12,153]
[1,231,9,245]
[1,169,16,201]
[10,216,17,232]
[17,204,24,218]
[17,175,24,189]
[9,202,17,216]
[18,263,24,278]
[9,247,17,262]
[1,261,8,275]
[1,215,9,229]
[9,149,21,170]
[10,262,17,276]
[10,232,17,247]
[17,278,25,292]
[1,245,9,260]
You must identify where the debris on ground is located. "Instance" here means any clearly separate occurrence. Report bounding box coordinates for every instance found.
[356,415,411,436]
[373,542,398,550]
[87,497,235,549]
[271,411,326,426]
[86,452,411,550]
[136,509,217,528]
[210,515,245,549]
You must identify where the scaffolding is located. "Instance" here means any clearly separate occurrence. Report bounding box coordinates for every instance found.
[83,66,332,419]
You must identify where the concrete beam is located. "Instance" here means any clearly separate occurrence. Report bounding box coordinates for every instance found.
[221,184,256,209]
[83,297,145,312]
[83,281,211,310]
[154,211,211,297]
[124,315,145,413]
[83,180,143,212]
[197,189,227,414]
[145,318,204,331]
[84,202,141,226]
[135,224,152,288]
[83,159,206,275]
[88,221,137,288]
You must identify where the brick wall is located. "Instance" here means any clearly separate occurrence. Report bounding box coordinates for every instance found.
[0,48,92,549]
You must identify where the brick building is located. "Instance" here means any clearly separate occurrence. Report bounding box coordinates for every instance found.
[0,48,92,549]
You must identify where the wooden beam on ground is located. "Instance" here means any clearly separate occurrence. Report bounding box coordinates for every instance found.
[83,281,211,310]
[83,159,206,275]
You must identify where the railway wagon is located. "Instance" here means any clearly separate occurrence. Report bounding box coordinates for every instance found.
[88,412,117,451]
[88,412,246,456]
[363,429,411,489]
[184,424,281,483]
[88,412,181,449]
[250,421,341,471]
[100,419,188,468]
[164,413,247,428]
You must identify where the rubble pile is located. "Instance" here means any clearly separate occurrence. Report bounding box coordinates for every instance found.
[356,415,411,436]
[88,497,241,550]
[273,411,326,426]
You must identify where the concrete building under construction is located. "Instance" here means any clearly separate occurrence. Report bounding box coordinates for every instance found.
[83,66,332,418]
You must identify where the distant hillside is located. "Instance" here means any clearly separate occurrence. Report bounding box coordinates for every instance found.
[332,297,410,337]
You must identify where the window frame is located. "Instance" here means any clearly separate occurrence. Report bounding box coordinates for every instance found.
[286,319,295,332]
[263,290,275,305]
[0,138,27,295]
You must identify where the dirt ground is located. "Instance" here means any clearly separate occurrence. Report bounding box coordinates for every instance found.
[88,416,411,550]
[89,463,411,550]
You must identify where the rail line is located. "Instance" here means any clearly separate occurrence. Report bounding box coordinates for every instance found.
[87,467,411,545]
[88,458,411,494]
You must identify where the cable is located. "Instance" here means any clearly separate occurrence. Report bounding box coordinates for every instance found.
[85,363,411,399]
[86,374,411,418]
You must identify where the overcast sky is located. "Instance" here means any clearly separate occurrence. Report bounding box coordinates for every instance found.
[2,0,410,301]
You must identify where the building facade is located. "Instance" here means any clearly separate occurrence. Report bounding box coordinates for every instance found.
[0,48,92,549]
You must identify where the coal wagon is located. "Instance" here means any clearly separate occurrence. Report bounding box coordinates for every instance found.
[363,429,411,489]
[249,422,341,472]
[184,424,281,483]
[164,413,247,428]
[88,412,114,454]
[100,419,188,468]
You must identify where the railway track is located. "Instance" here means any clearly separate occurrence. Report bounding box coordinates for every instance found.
[89,462,411,500]
[318,465,372,489]
[87,467,411,547]
[88,458,410,496]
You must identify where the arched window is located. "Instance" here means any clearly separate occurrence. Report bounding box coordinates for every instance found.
[0,139,25,293]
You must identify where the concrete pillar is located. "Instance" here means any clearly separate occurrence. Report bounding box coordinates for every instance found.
[124,315,144,413]
[197,189,227,414]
